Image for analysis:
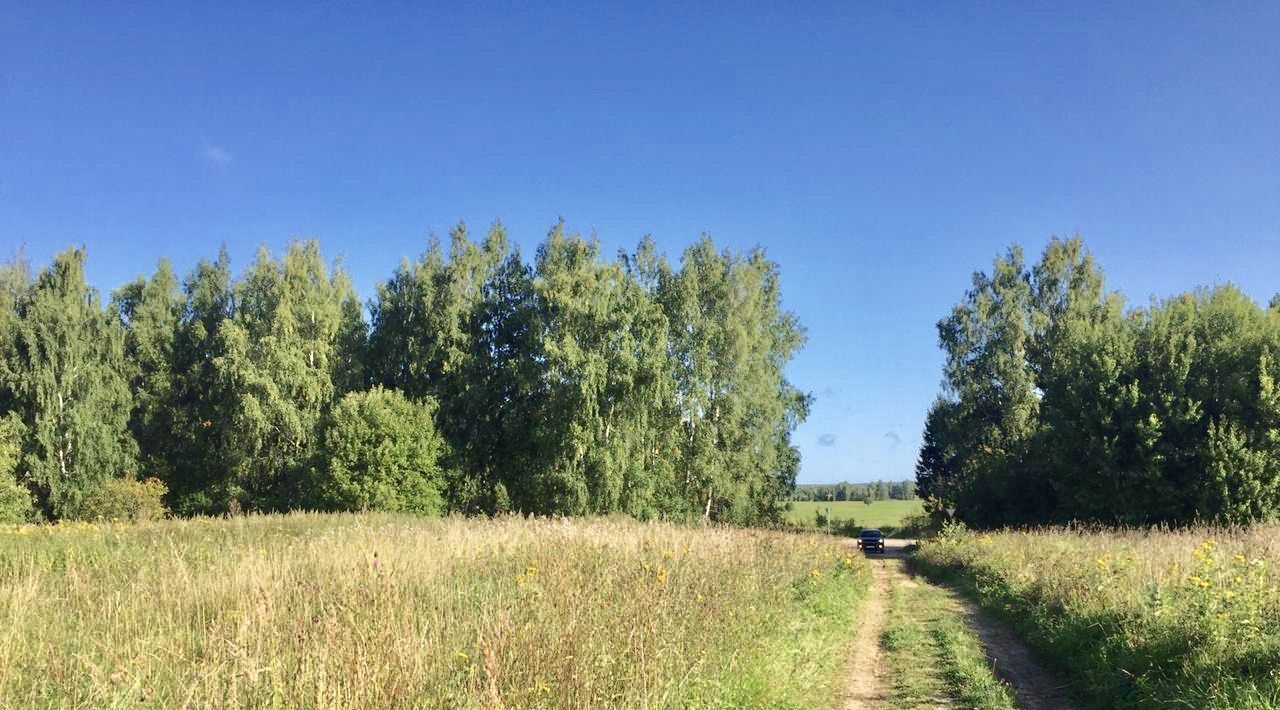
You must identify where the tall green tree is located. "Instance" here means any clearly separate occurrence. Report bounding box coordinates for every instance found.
[369,222,545,513]
[1178,286,1280,521]
[0,255,32,418]
[367,238,450,400]
[9,248,135,519]
[920,237,1280,526]
[527,227,678,516]
[112,259,181,484]
[931,247,1039,526]
[164,249,237,514]
[661,238,808,523]
[1027,238,1152,522]
[447,224,540,513]
[217,241,361,510]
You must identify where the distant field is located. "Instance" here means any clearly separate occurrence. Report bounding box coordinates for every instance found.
[784,499,924,529]
[0,513,872,707]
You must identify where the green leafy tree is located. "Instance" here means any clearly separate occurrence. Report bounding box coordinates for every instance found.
[164,249,237,514]
[112,259,181,484]
[921,237,1280,526]
[520,227,684,518]
[0,255,33,417]
[9,248,136,519]
[369,222,540,512]
[660,238,808,523]
[932,246,1039,526]
[437,223,538,513]
[1027,238,1150,522]
[217,242,360,510]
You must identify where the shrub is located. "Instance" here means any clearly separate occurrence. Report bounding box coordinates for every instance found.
[894,511,938,537]
[0,476,33,523]
[0,415,33,523]
[79,477,169,522]
[811,509,861,536]
[314,387,448,515]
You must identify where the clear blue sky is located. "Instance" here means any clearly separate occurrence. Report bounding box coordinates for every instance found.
[4,3,1279,484]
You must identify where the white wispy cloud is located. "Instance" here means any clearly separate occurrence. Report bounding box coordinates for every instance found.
[203,145,232,169]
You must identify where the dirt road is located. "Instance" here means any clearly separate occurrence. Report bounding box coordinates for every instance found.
[839,539,1077,710]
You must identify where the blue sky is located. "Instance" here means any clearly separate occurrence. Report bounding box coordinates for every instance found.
[3,2,1279,483]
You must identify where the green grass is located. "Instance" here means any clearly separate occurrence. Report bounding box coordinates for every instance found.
[0,513,873,708]
[914,524,1280,709]
[784,499,924,530]
[879,568,1016,710]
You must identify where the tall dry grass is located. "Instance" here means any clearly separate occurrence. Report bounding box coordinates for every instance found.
[0,513,870,708]
[916,524,1280,709]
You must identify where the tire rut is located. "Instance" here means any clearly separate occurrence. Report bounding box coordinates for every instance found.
[837,538,1078,710]
[951,597,1078,710]
[838,557,893,708]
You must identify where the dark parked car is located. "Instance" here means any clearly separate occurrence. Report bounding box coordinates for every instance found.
[857,529,885,552]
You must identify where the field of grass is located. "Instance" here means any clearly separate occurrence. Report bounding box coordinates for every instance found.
[0,513,872,707]
[784,499,925,530]
[915,524,1280,709]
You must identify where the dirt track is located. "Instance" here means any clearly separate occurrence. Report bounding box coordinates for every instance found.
[837,556,893,708]
[838,539,1077,710]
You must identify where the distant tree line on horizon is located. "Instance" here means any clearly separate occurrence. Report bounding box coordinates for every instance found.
[0,221,809,524]
[917,236,1280,527]
[790,480,917,502]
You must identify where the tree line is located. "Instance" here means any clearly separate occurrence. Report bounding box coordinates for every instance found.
[791,480,917,502]
[916,236,1280,527]
[0,221,809,524]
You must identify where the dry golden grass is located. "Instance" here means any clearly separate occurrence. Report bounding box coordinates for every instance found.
[0,513,871,708]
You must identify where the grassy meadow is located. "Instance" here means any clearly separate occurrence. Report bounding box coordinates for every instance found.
[0,513,871,708]
[915,525,1280,709]
[784,499,925,531]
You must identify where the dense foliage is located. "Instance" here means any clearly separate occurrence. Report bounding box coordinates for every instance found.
[917,236,1280,526]
[313,388,447,515]
[0,222,808,522]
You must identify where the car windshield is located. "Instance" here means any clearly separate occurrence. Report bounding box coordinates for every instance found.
[861,530,882,537]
